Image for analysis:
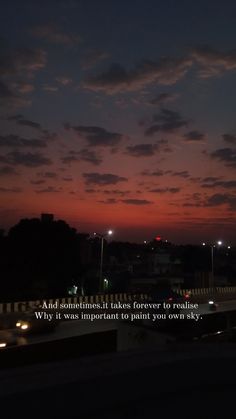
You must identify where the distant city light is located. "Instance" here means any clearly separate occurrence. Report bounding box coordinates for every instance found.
[107,230,113,236]
[202,241,224,247]
[155,236,161,241]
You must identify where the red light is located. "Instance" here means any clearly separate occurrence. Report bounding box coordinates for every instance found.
[156,236,162,241]
[185,294,190,299]
[168,297,173,302]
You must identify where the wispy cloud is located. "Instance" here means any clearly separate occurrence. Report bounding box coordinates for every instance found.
[31,24,81,46]
[83,172,128,185]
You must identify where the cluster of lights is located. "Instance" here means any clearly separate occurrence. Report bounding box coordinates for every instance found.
[93,230,113,237]
[16,321,29,330]
[202,241,231,249]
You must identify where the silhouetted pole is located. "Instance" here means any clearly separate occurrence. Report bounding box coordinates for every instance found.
[94,230,113,293]
[211,245,214,288]
[99,235,104,293]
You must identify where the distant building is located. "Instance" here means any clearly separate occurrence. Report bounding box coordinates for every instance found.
[147,250,182,276]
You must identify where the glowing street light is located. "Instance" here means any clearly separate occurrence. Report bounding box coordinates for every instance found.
[94,230,113,293]
[104,278,109,291]
[202,240,223,288]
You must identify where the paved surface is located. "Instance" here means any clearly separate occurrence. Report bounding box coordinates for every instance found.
[0,343,236,418]
[181,298,236,316]
[24,319,118,345]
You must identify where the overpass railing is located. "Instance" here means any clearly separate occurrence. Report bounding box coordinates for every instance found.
[1,287,236,314]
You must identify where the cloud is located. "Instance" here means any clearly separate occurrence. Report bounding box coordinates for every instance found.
[6,115,56,141]
[192,46,236,78]
[183,130,205,142]
[84,189,130,196]
[0,47,46,77]
[205,193,236,209]
[42,85,58,92]
[149,92,178,105]
[35,186,61,193]
[10,82,34,94]
[0,134,46,148]
[83,172,128,185]
[30,179,46,185]
[83,57,192,94]
[210,147,236,168]
[76,149,102,165]
[0,187,22,193]
[125,143,159,157]
[65,124,123,147]
[98,198,117,204]
[83,46,236,95]
[5,114,23,121]
[202,176,221,182]
[201,180,236,189]
[103,189,130,196]
[37,171,57,179]
[182,192,204,208]
[41,130,58,142]
[0,151,52,167]
[149,187,180,193]
[61,155,78,164]
[81,49,109,69]
[31,24,81,46]
[56,76,72,86]
[0,166,18,176]
[84,189,97,193]
[0,81,30,109]
[141,169,165,176]
[145,108,188,136]
[61,149,102,165]
[222,134,236,145]
[7,114,41,130]
[0,45,46,108]
[121,199,153,205]
[62,177,73,182]
[171,170,190,178]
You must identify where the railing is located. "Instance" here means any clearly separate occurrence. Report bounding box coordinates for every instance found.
[176,286,236,296]
[1,287,236,314]
[0,293,148,314]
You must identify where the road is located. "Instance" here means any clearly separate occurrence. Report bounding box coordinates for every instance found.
[180,298,236,316]
[1,343,236,418]
[24,318,118,345]
[1,297,236,350]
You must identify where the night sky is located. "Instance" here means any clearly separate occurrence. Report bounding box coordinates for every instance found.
[1,0,236,244]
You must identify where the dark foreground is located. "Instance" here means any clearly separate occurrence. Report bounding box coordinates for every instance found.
[0,342,236,418]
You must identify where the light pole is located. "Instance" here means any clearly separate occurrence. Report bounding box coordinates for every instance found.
[203,241,222,288]
[94,230,113,293]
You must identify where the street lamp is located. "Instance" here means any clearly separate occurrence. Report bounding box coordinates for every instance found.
[94,229,113,293]
[202,241,223,288]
